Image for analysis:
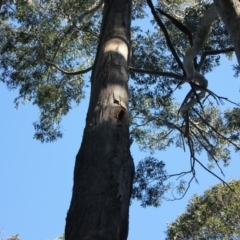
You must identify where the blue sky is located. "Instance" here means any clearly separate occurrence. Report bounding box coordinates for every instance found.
[0,53,240,240]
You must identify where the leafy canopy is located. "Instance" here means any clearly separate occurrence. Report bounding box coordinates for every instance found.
[166,179,240,240]
[1,0,240,206]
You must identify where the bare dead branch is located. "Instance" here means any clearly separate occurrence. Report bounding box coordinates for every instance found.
[165,174,195,201]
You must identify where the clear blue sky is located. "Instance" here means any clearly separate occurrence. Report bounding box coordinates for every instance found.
[1,53,240,239]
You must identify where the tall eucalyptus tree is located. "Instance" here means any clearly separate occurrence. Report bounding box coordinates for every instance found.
[1,0,240,239]
[64,1,134,239]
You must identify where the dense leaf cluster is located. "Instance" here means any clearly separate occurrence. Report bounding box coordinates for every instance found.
[129,0,240,205]
[166,179,240,240]
[0,0,99,141]
[1,0,240,206]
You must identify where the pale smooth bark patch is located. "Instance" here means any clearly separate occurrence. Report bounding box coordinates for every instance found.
[104,38,129,61]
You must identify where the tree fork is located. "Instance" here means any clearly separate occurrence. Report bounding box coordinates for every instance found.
[65,1,134,240]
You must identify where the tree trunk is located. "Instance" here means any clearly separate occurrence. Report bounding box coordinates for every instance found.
[65,1,134,240]
[214,0,240,65]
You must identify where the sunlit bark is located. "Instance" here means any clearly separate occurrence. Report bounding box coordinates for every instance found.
[65,1,134,240]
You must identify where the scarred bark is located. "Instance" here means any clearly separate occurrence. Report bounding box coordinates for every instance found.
[65,1,134,240]
[214,0,240,64]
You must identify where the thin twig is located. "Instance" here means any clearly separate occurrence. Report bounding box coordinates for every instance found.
[195,158,235,193]
[191,129,225,176]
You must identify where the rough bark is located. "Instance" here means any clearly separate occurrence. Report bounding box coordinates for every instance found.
[214,0,240,65]
[65,1,134,240]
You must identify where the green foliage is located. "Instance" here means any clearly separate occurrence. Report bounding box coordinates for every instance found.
[6,235,19,240]
[0,0,98,142]
[1,0,240,206]
[54,233,65,240]
[129,0,240,206]
[166,179,240,240]
[132,156,169,207]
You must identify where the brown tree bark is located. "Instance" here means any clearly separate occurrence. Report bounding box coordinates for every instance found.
[214,0,240,65]
[65,1,134,240]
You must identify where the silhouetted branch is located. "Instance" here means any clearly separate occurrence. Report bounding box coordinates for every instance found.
[197,47,234,71]
[129,66,184,80]
[183,4,217,78]
[205,88,240,106]
[51,26,74,64]
[146,0,185,75]
[165,174,195,201]
[45,60,92,75]
[156,8,193,46]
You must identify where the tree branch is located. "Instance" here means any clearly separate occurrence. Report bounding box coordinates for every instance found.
[129,66,184,81]
[146,0,185,75]
[155,8,199,69]
[183,4,218,78]
[190,128,225,176]
[195,157,235,192]
[179,82,206,118]
[196,47,235,71]
[156,8,193,46]
[176,5,219,118]
[45,60,92,75]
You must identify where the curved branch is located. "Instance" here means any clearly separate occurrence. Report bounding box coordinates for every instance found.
[179,83,206,116]
[168,175,195,201]
[129,66,184,81]
[197,47,234,71]
[178,4,218,117]
[45,60,93,75]
[146,0,185,75]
